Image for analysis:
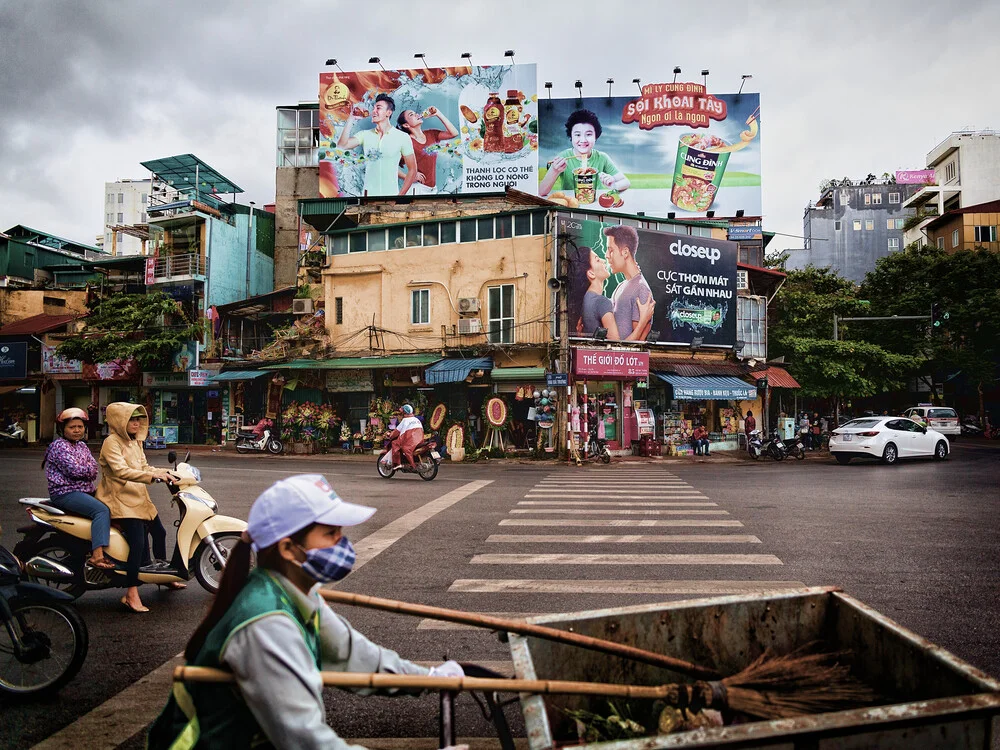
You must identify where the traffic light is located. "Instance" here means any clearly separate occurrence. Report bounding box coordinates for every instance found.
[931,303,950,328]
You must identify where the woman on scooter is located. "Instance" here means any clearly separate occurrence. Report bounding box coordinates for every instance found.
[148,474,462,749]
[97,402,177,613]
[43,407,113,570]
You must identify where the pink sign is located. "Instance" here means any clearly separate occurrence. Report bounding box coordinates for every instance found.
[574,349,649,380]
[895,170,936,185]
[145,257,156,285]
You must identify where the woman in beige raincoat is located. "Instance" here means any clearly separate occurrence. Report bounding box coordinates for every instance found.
[97,402,177,613]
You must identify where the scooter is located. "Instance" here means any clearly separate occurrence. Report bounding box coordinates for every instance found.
[747,429,765,460]
[377,437,442,481]
[0,420,27,447]
[234,427,283,455]
[0,523,88,697]
[785,433,808,460]
[763,429,789,460]
[581,422,612,464]
[14,451,248,599]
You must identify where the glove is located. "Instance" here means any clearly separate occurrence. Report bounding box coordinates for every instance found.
[428,660,464,678]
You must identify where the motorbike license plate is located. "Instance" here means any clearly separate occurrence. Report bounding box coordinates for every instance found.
[430,451,441,460]
[842,434,852,441]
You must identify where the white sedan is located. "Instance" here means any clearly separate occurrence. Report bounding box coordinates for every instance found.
[829,417,950,465]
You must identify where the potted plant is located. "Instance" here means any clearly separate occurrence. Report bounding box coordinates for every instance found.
[361,423,375,450]
[352,432,363,451]
[340,422,352,451]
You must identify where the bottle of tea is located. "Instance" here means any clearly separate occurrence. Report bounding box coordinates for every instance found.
[483,92,505,152]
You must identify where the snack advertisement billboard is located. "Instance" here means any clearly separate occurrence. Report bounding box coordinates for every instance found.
[560,215,737,348]
[539,85,761,219]
[318,65,537,198]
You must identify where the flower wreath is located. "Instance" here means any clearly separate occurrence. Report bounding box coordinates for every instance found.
[482,396,512,429]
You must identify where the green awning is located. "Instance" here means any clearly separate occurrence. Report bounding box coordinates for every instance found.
[209,371,271,382]
[264,354,441,371]
[490,367,547,381]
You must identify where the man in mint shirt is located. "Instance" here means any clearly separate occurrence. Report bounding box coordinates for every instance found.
[539,109,631,197]
[338,94,418,196]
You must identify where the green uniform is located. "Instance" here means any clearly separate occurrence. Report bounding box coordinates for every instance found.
[548,148,621,192]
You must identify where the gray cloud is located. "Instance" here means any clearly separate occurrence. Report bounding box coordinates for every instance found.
[1,0,998,253]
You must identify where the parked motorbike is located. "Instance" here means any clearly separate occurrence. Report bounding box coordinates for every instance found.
[747,429,765,460]
[760,429,788,461]
[583,422,612,464]
[960,416,984,437]
[785,433,807,460]
[0,523,88,697]
[15,451,248,598]
[377,437,442,481]
[0,420,27,447]
[234,427,283,455]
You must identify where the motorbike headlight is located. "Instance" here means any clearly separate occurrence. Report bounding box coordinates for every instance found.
[178,491,217,512]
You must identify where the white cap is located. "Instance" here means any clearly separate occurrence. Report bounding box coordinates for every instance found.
[246,474,376,551]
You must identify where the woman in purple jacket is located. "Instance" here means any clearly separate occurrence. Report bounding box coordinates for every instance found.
[44,407,113,569]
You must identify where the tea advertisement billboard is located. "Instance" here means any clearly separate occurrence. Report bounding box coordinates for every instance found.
[318,65,537,198]
[559,215,737,348]
[539,85,761,219]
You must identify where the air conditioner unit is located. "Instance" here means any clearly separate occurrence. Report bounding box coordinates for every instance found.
[458,318,482,335]
[292,298,314,315]
[457,297,480,314]
[736,270,749,290]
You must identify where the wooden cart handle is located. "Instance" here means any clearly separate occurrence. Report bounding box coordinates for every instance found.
[173,665,678,700]
[319,589,721,680]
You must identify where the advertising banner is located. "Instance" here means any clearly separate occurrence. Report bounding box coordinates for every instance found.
[83,359,138,382]
[560,215,737,348]
[145,257,155,286]
[895,170,936,185]
[42,345,83,375]
[188,370,212,387]
[539,85,760,219]
[0,342,28,380]
[171,342,199,372]
[319,65,537,198]
[573,349,649,380]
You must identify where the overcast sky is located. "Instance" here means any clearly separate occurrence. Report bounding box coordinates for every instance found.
[2,0,998,255]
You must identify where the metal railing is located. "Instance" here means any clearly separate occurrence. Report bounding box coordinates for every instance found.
[441,319,553,348]
[153,253,205,279]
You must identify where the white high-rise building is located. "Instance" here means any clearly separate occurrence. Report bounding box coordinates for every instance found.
[102,179,152,256]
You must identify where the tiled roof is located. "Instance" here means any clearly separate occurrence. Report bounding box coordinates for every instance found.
[0,313,78,336]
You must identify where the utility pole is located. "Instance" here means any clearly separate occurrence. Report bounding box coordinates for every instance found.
[245,201,255,300]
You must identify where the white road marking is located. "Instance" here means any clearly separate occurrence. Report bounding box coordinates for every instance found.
[500,519,743,527]
[510,509,728,515]
[526,493,708,499]
[31,481,493,749]
[518,501,716,507]
[486,534,762,544]
[352,480,493,570]
[449,580,807,594]
[470,553,783,565]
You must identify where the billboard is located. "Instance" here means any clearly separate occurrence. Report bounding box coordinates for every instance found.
[895,170,936,185]
[0,342,28,380]
[559,215,737,348]
[539,84,761,219]
[318,65,537,198]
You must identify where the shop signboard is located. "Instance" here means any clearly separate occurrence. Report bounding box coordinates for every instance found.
[727,223,762,241]
[895,170,936,185]
[142,372,189,388]
[546,373,569,387]
[671,380,756,400]
[83,358,138,382]
[325,369,374,393]
[0,342,27,379]
[318,64,537,198]
[145,257,156,285]
[42,345,83,375]
[573,349,649,380]
[560,215,737,348]
[188,370,212,387]
[171,341,199,372]
[538,86,761,218]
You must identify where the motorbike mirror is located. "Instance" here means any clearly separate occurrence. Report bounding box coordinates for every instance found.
[167,450,177,464]
[183,450,191,464]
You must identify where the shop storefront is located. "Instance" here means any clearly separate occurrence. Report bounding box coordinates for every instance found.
[491,365,548,452]
[142,369,223,445]
[572,348,650,456]
[652,373,757,455]
[206,370,272,442]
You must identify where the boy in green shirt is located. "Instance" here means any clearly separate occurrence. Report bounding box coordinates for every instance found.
[540,109,631,197]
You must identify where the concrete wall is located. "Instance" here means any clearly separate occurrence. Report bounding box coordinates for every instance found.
[0,290,88,327]
[274,167,319,290]
[323,233,551,352]
[206,212,274,307]
[929,132,1000,208]
[793,183,919,283]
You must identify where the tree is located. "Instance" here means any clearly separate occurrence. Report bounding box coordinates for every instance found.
[57,292,203,369]
[860,245,1000,417]
[769,267,922,417]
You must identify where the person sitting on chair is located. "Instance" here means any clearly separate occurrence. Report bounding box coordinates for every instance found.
[692,423,710,456]
[386,405,423,470]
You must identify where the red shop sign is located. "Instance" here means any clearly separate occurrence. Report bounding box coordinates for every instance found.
[573,349,649,380]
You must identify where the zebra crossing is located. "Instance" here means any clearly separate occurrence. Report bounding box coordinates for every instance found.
[418,467,803,629]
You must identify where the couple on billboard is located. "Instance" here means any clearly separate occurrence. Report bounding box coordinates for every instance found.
[567,225,655,342]
[337,93,459,196]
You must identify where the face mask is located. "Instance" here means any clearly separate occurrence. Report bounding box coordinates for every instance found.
[295,536,355,583]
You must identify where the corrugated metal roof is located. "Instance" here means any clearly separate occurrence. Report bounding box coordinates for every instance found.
[425,356,493,385]
[648,357,751,377]
[209,371,271,382]
[750,366,801,389]
[264,354,441,370]
[0,314,77,336]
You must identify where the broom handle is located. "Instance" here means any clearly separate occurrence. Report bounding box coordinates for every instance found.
[174,665,676,700]
[319,589,721,680]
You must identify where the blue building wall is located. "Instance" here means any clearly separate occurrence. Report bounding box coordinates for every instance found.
[206,209,274,307]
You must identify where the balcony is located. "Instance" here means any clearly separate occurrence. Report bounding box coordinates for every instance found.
[151,253,206,283]
[441,319,553,348]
